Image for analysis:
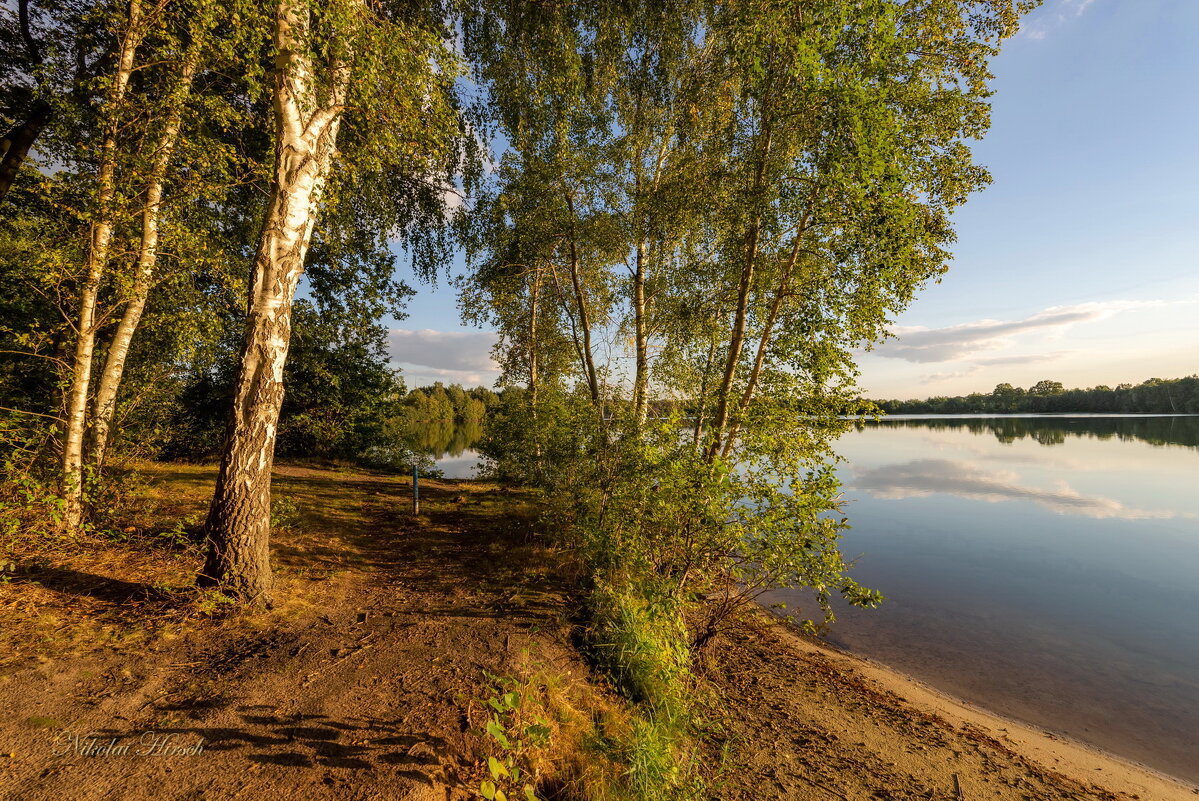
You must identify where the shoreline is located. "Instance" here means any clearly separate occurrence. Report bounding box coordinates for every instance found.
[811,626,1198,795]
[717,613,1199,800]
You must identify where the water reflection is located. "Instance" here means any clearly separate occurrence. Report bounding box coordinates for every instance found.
[875,413,1199,449]
[766,415,1199,784]
[400,419,483,478]
[853,457,1181,519]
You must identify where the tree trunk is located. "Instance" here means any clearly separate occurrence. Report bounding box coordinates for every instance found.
[199,0,349,602]
[705,123,772,463]
[564,195,600,405]
[692,336,717,448]
[90,48,199,471]
[719,233,803,459]
[527,265,543,466]
[0,100,51,204]
[704,221,759,462]
[631,241,649,425]
[528,266,540,402]
[61,0,145,532]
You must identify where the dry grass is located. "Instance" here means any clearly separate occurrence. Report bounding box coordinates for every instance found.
[0,461,365,671]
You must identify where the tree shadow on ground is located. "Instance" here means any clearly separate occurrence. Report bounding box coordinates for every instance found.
[90,707,454,784]
[8,565,163,605]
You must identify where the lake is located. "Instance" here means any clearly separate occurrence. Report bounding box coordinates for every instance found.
[429,414,1199,783]
[765,415,1199,784]
[410,418,483,479]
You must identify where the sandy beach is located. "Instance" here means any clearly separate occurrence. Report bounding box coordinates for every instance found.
[713,615,1198,800]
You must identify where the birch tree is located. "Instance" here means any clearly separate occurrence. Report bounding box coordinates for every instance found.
[466,0,1039,630]
[199,0,459,601]
[88,28,204,470]
[60,0,152,532]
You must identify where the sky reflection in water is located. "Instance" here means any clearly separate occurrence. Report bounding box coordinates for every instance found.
[766,415,1199,783]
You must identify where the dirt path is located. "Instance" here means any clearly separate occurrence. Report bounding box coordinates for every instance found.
[0,466,583,801]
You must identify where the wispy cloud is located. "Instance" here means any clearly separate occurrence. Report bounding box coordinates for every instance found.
[398,365,498,388]
[1022,0,1099,40]
[919,353,1067,384]
[852,458,1183,520]
[387,328,498,373]
[873,300,1165,364]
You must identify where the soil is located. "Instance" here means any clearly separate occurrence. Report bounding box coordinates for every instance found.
[710,621,1198,801]
[1,464,1195,800]
[0,465,586,800]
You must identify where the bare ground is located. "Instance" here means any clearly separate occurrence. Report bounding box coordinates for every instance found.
[1,464,1194,800]
[0,465,589,800]
[709,621,1198,801]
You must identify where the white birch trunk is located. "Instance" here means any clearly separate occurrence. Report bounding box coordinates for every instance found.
[61,0,144,532]
[90,48,199,471]
[199,0,350,601]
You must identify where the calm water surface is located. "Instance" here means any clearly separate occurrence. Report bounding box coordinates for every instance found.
[767,415,1199,783]
[422,414,1199,781]
[409,419,483,478]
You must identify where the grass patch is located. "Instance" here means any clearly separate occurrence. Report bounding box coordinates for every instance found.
[567,582,709,801]
[23,715,59,729]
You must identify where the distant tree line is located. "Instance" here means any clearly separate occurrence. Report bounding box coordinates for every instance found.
[395,383,498,426]
[868,415,1199,449]
[874,376,1199,415]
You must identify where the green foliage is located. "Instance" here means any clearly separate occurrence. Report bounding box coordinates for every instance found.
[876,375,1199,414]
[586,584,692,722]
[164,301,410,462]
[463,3,1040,794]
[0,457,67,545]
[478,672,553,801]
[269,494,300,531]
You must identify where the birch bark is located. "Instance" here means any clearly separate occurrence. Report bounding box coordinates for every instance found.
[199,0,350,601]
[61,0,145,532]
[89,46,200,470]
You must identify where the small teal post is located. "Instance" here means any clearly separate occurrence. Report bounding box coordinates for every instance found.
[412,462,420,515]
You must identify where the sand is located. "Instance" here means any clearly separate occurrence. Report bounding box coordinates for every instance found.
[713,616,1198,800]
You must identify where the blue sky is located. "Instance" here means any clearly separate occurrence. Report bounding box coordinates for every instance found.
[387,0,1199,398]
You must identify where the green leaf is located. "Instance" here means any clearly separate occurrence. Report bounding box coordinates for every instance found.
[523,785,538,801]
[488,756,509,779]
[480,780,496,800]
[485,719,511,749]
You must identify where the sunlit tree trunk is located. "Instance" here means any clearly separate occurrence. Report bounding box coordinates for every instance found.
[705,123,771,463]
[61,0,145,532]
[200,0,350,601]
[90,47,199,471]
[631,241,649,425]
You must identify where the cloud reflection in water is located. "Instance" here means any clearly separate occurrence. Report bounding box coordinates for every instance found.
[851,458,1183,520]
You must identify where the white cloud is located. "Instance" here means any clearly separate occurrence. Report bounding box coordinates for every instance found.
[396,364,498,388]
[387,328,498,373]
[852,458,1183,520]
[874,300,1167,364]
[919,353,1067,385]
[1022,0,1100,40]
